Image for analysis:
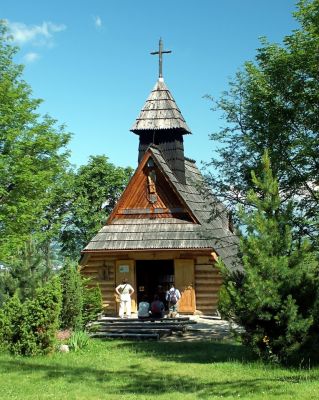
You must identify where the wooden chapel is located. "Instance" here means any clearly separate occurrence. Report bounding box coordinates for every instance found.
[80,40,239,316]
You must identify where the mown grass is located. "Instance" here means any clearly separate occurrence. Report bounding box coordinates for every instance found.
[0,339,318,399]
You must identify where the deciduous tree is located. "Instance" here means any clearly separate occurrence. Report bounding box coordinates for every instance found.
[60,155,132,258]
[206,0,319,247]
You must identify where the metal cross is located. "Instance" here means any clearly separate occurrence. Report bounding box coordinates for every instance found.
[151,38,172,79]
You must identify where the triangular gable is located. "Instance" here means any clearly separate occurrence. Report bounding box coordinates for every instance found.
[107,147,198,224]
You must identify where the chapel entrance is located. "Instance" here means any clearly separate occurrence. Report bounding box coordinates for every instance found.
[136,260,174,308]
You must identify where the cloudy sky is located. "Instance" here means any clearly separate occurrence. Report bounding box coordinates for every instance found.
[2,0,297,169]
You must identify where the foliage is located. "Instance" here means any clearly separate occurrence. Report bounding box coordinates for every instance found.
[0,276,62,356]
[82,281,103,327]
[205,0,319,247]
[59,262,103,330]
[60,155,132,258]
[68,330,89,352]
[0,293,23,350]
[0,20,73,300]
[59,261,83,330]
[218,151,319,363]
[0,238,64,305]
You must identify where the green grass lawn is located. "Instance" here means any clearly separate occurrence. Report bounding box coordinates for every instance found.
[0,339,318,400]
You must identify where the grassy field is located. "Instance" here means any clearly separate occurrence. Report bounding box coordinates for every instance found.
[0,339,318,400]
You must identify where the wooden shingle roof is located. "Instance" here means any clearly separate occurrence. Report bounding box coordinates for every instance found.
[130,79,191,134]
[83,146,240,271]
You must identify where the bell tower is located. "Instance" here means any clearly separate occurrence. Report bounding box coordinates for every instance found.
[130,39,191,185]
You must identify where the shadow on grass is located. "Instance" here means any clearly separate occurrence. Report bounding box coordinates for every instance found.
[0,356,318,399]
[114,339,257,364]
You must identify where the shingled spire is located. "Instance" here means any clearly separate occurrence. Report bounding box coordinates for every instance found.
[130,39,191,185]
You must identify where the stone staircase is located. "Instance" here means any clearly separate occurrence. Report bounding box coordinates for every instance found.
[88,316,197,341]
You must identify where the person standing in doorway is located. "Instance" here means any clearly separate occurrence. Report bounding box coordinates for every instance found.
[115,278,134,318]
[166,283,181,318]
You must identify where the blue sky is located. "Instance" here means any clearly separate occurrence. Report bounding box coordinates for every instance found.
[2,0,298,170]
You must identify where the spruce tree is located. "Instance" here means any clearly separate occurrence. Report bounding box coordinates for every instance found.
[219,151,319,363]
[59,262,83,330]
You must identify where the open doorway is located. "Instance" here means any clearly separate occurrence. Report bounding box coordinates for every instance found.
[136,260,174,308]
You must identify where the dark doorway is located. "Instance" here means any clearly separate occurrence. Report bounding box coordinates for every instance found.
[136,260,174,308]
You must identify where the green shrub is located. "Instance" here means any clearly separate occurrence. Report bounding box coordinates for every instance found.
[0,293,23,350]
[1,277,62,356]
[68,330,89,351]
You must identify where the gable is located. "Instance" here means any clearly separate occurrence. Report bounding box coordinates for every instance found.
[108,149,197,224]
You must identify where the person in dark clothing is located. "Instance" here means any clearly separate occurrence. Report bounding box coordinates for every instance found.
[150,294,165,318]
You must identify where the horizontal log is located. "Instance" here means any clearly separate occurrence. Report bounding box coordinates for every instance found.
[93,323,186,331]
[98,317,192,323]
[196,276,220,281]
[195,278,222,285]
[87,255,117,261]
[94,327,172,333]
[195,265,215,272]
[195,269,220,275]
[91,332,160,340]
[195,293,219,299]
[196,256,210,264]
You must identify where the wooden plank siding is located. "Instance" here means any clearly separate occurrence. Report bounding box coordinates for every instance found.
[109,160,193,222]
[194,256,222,315]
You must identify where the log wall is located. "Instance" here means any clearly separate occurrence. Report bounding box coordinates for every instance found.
[81,252,223,316]
[194,256,222,315]
[80,254,117,315]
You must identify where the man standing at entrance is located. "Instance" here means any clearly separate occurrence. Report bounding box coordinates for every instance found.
[115,278,135,318]
[166,283,181,317]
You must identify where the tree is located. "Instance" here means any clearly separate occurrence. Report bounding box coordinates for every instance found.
[0,20,73,300]
[206,0,319,247]
[0,20,72,257]
[218,151,319,363]
[59,261,83,330]
[60,155,133,258]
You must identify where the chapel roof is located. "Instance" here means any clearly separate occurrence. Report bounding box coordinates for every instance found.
[83,146,240,271]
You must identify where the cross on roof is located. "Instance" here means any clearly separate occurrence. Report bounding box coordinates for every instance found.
[150,38,172,79]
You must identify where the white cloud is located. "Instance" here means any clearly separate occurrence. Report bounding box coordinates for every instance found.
[24,52,40,63]
[94,16,102,28]
[6,20,66,47]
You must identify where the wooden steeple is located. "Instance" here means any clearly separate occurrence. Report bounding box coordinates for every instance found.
[130,39,191,185]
